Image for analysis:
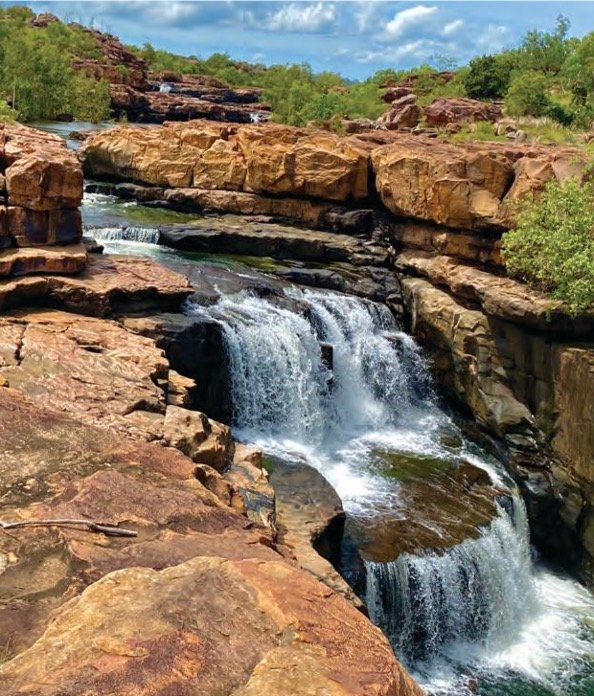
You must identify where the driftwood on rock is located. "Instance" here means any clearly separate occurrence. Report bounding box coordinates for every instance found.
[0,518,138,537]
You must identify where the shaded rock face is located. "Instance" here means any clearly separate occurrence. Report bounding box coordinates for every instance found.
[424,97,503,127]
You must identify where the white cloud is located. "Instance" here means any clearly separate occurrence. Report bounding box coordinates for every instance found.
[356,40,426,64]
[263,2,336,33]
[475,24,511,52]
[442,19,464,36]
[353,1,381,33]
[381,5,437,40]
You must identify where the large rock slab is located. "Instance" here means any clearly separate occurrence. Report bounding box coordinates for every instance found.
[372,135,584,231]
[82,120,370,202]
[0,243,87,277]
[396,250,594,335]
[0,387,421,695]
[0,254,192,315]
[424,97,502,127]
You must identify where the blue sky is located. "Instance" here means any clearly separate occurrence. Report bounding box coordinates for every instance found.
[5,1,594,79]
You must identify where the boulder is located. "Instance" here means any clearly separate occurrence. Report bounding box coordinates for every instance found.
[378,93,421,130]
[424,97,503,127]
[0,243,87,277]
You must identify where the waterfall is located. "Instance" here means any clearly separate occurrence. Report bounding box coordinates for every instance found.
[190,287,433,444]
[188,284,594,695]
[365,498,536,669]
[85,226,161,245]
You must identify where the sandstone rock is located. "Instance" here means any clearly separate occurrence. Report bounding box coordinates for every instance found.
[157,215,369,264]
[372,135,585,231]
[0,254,191,314]
[397,250,594,334]
[82,120,370,202]
[402,276,536,440]
[4,125,83,211]
[424,97,503,127]
[389,220,502,266]
[0,243,87,277]
[377,93,421,130]
[7,206,81,247]
[268,458,363,608]
[0,554,421,696]
[163,405,233,470]
[382,86,413,103]
[224,444,276,530]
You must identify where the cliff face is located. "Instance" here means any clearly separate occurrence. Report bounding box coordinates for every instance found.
[0,122,422,696]
[82,119,594,583]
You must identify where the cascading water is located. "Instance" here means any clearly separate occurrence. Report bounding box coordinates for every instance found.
[366,498,536,667]
[189,286,594,696]
[86,225,161,245]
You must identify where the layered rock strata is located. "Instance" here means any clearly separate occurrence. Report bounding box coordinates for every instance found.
[1,123,83,275]
[81,119,594,584]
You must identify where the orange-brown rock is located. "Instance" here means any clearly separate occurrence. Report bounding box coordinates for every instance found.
[0,243,87,277]
[0,381,421,696]
[0,253,192,313]
[378,93,421,130]
[372,135,585,230]
[82,120,370,202]
[3,123,83,213]
[424,97,503,127]
[396,250,594,334]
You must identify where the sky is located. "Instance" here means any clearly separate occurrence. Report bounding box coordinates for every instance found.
[4,1,594,79]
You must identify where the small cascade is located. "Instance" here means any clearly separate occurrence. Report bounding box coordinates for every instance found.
[365,498,535,669]
[85,226,161,245]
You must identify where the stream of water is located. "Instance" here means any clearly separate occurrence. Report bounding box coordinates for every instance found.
[39,121,594,695]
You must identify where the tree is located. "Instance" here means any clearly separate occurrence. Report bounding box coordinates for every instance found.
[505,71,550,117]
[463,55,512,100]
[519,15,571,75]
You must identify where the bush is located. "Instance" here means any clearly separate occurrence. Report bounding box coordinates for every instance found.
[463,55,513,100]
[505,71,550,117]
[502,175,594,315]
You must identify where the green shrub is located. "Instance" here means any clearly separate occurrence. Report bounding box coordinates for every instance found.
[463,55,513,100]
[502,175,594,315]
[505,71,550,117]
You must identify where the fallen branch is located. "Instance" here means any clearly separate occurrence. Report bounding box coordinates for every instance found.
[0,518,138,537]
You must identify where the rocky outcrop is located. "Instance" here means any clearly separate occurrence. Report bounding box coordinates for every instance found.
[82,121,370,202]
[424,97,503,127]
[83,120,586,233]
[377,93,421,130]
[1,123,83,251]
[372,136,585,231]
[0,245,422,693]
[0,387,421,696]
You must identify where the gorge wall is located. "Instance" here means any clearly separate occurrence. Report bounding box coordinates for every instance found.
[82,120,594,584]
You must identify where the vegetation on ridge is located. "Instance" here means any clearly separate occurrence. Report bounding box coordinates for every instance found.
[502,174,594,315]
[0,6,110,122]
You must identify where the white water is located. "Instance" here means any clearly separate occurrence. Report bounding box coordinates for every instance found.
[189,286,594,695]
[87,225,161,245]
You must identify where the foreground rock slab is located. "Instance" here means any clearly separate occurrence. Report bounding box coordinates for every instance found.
[0,387,422,695]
